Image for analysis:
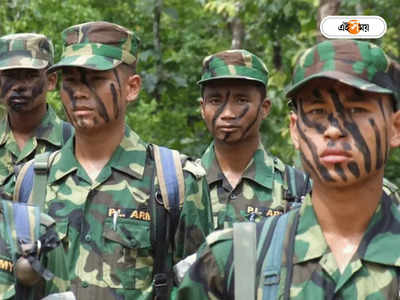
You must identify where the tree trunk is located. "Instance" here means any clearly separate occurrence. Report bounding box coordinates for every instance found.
[317,0,341,42]
[153,0,162,102]
[231,17,244,49]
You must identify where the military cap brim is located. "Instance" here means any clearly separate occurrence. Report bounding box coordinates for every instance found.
[286,70,394,99]
[197,75,266,85]
[0,55,49,71]
[48,55,122,73]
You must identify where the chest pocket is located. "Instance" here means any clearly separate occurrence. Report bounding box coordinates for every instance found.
[102,219,152,290]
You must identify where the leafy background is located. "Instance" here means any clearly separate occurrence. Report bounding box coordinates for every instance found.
[0,0,399,184]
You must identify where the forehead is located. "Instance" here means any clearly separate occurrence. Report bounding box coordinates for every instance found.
[61,67,111,76]
[0,68,42,76]
[203,79,262,95]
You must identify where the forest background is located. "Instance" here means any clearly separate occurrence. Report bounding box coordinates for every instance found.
[1,0,399,184]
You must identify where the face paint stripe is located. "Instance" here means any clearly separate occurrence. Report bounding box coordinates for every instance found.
[377,98,389,163]
[369,118,383,170]
[62,84,77,109]
[110,83,120,119]
[241,103,261,139]
[334,163,347,181]
[299,100,326,134]
[235,105,249,120]
[296,120,335,182]
[347,162,360,177]
[211,91,230,131]
[112,69,122,95]
[328,89,345,116]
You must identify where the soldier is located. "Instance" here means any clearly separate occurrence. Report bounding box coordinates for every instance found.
[0,33,73,191]
[177,39,400,299]
[198,49,309,230]
[14,21,212,300]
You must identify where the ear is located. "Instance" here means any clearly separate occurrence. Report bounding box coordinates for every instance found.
[200,98,205,120]
[126,74,141,103]
[46,72,57,91]
[390,110,400,148]
[289,111,300,149]
[261,98,271,119]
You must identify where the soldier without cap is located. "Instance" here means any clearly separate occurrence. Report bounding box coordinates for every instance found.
[198,49,309,230]
[0,34,73,192]
[177,39,400,299]
[13,21,213,300]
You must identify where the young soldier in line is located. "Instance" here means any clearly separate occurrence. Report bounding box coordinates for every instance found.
[198,50,309,230]
[0,33,73,190]
[14,21,212,300]
[177,39,400,299]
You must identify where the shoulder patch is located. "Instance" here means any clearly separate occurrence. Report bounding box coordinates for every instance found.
[206,228,233,246]
[183,158,206,179]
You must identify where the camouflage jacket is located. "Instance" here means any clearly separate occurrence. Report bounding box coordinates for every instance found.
[177,193,400,299]
[0,201,70,299]
[0,106,73,188]
[23,126,212,300]
[201,141,303,230]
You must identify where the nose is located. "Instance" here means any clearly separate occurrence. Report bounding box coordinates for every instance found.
[324,114,346,140]
[220,100,237,120]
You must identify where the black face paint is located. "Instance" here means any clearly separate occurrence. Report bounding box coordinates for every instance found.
[110,83,120,119]
[377,98,389,164]
[334,163,347,181]
[0,78,14,99]
[211,91,230,132]
[299,98,326,134]
[240,102,261,140]
[327,140,335,148]
[79,70,109,123]
[62,84,77,110]
[347,162,360,177]
[312,88,322,100]
[329,90,372,174]
[112,69,122,95]
[30,77,45,101]
[342,142,352,151]
[296,118,334,182]
[369,118,383,170]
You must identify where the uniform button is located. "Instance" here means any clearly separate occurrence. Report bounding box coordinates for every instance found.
[85,234,92,242]
[229,194,237,200]
[81,281,89,288]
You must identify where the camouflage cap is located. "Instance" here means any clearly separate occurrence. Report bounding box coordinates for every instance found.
[48,21,139,72]
[286,39,400,103]
[198,49,269,86]
[0,33,54,70]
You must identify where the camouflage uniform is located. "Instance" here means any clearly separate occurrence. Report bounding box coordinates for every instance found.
[19,21,213,300]
[199,50,309,230]
[177,40,400,299]
[0,34,73,189]
[202,141,294,229]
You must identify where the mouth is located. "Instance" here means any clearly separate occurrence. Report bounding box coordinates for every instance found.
[320,149,352,164]
[217,125,240,132]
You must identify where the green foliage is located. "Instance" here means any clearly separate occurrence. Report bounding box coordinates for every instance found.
[0,0,399,184]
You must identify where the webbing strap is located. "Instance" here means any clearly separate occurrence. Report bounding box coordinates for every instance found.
[17,162,35,203]
[234,222,257,300]
[263,212,291,300]
[31,152,52,208]
[13,202,40,243]
[153,145,185,213]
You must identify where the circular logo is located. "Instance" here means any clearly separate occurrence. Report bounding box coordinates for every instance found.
[347,20,360,34]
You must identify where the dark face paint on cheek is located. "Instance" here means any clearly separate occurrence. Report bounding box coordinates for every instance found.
[240,102,261,140]
[0,78,15,99]
[211,91,230,131]
[369,118,383,170]
[110,83,120,119]
[334,163,347,181]
[299,99,326,134]
[62,84,77,110]
[347,162,360,178]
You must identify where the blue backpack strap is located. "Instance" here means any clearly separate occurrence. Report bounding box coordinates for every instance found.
[15,160,35,203]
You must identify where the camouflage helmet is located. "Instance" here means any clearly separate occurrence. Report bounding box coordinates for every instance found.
[0,33,54,70]
[286,39,400,103]
[198,49,269,86]
[48,21,139,72]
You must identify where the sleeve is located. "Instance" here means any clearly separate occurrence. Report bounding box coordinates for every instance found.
[173,159,213,262]
[176,239,232,300]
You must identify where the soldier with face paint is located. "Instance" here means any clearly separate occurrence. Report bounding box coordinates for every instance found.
[0,33,73,193]
[12,21,212,300]
[198,49,309,230]
[176,40,400,300]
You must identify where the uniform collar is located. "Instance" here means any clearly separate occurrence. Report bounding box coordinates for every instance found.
[293,192,400,267]
[201,141,284,189]
[49,126,148,184]
[0,106,65,147]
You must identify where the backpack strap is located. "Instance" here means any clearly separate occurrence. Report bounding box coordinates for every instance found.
[150,144,185,300]
[233,222,257,299]
[284,165,311,206]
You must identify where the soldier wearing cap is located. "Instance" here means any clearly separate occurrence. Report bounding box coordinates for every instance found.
[13,21,212,300]
[0,33,73,191]
[177,40,400,299]
[197,49,309,230]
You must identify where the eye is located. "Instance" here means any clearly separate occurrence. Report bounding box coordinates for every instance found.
[347,107,368,114]
[208,98,222,105]
[237,97,249,104]
[307,108,327,115]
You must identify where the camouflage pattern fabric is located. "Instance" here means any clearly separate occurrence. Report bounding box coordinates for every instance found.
[198,49,268,85]
[48,21,139,72]
[286,39,400,104]
[0,106,73,189]
[0,200,70,299]
[22,126,212,300]
[201,141,297,229]
[177,193,400,299]
[383,178,400,204]
[0,33,53,70]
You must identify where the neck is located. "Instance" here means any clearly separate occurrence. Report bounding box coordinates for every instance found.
[214,136,259,188]
[312,172,383,236]
[74,122,125,181]
[8,103,47,134]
